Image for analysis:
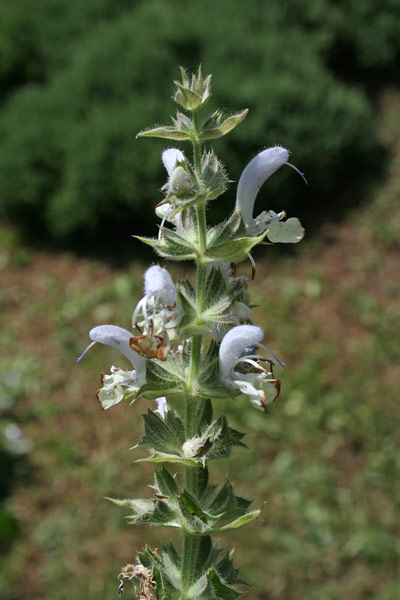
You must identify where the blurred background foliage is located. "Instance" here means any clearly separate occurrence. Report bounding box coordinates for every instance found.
[1,1,400,599]
[0,0,399,249]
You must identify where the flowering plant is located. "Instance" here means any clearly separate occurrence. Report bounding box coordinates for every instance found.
[79,67,305,599]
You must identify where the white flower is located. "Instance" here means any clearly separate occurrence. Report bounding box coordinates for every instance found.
[77,324,146,409]
[154,396,169,420]
[219,324,283,412]
[97,366,139,410]
[236,146,307,235]
[156,148,187,225]
[162,148,185,177]
[131,266,180,359]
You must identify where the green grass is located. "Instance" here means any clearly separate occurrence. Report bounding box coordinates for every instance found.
[1,93,400,599]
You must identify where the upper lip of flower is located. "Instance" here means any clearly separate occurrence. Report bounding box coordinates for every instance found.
[162,148,185,177]
[77,324,146,384]
[218,324,284,411]
[219,324,265,380]
[219,324,284,383]
[236,146,307,234]
[132,265,179,328]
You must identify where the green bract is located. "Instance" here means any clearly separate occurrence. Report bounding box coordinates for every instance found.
[80,67,305,599]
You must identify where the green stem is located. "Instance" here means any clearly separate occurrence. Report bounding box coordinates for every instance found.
[189,249,207,386]
[182,533,201,592]
[182,119,208,593]
[184,396,198,495]
[189,114,207,388]
[192,109,202,173]
[182,398,203,592]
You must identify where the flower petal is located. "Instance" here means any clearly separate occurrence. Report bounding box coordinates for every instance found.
[162,148,185,176]
[144,265,177,305]
[89,325,146,377]
[219,324,264,379]
[154,396,169,420]
[236,146,289,230]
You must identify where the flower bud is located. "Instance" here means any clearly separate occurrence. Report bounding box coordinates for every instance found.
[173,66,212,111]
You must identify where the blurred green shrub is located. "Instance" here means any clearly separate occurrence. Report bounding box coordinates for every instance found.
[0,0,398,245]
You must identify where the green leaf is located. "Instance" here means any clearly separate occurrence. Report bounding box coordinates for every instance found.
[215,509,261,532]
[187,575,208,599]
[164,407,186,443]
[207,481,236,517]
[206,211,243,248]
[200,267,237,327]
[266,217,305,243]
[140,354,188,399]
[206,569,242,600]
[205,416,246,460]
[105,496,151,510]
[199,109,248,141]
[204,232,267,263]
[197,399,213,430]
[162,552,182,590]
[162,542,181,569]
[215,552,240,587]
[140,410,183,454]
[154,467,179,497]
[198,341,220,388]
[197,465,210,499]
[107,496,180,528]
[136,231,197,261]
[174,82,203,111]
[138,450,198,466]
[136,125,192,141]
[177,497,211,533]
[180,491,210,522]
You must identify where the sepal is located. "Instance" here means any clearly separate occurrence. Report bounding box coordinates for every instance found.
[177,278,209,336]
[202,267,238,328]
[173,66,212,111]
[139,353,189,399]
[197,342,232,400]
[205,212,267,263]
[200,150,229,201]
[199,109,248,141]
[178,272,238,337]
[139,409,185,456]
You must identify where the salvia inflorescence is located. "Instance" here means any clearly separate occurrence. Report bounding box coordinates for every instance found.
[79,67,305,600]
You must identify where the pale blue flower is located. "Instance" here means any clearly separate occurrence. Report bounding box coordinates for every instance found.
[236,146,307,235]
[77,324,146,409]
[219,324,283,411]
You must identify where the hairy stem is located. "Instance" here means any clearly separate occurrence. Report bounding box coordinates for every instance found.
[182,121,208,593]
[182,400,204,592]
